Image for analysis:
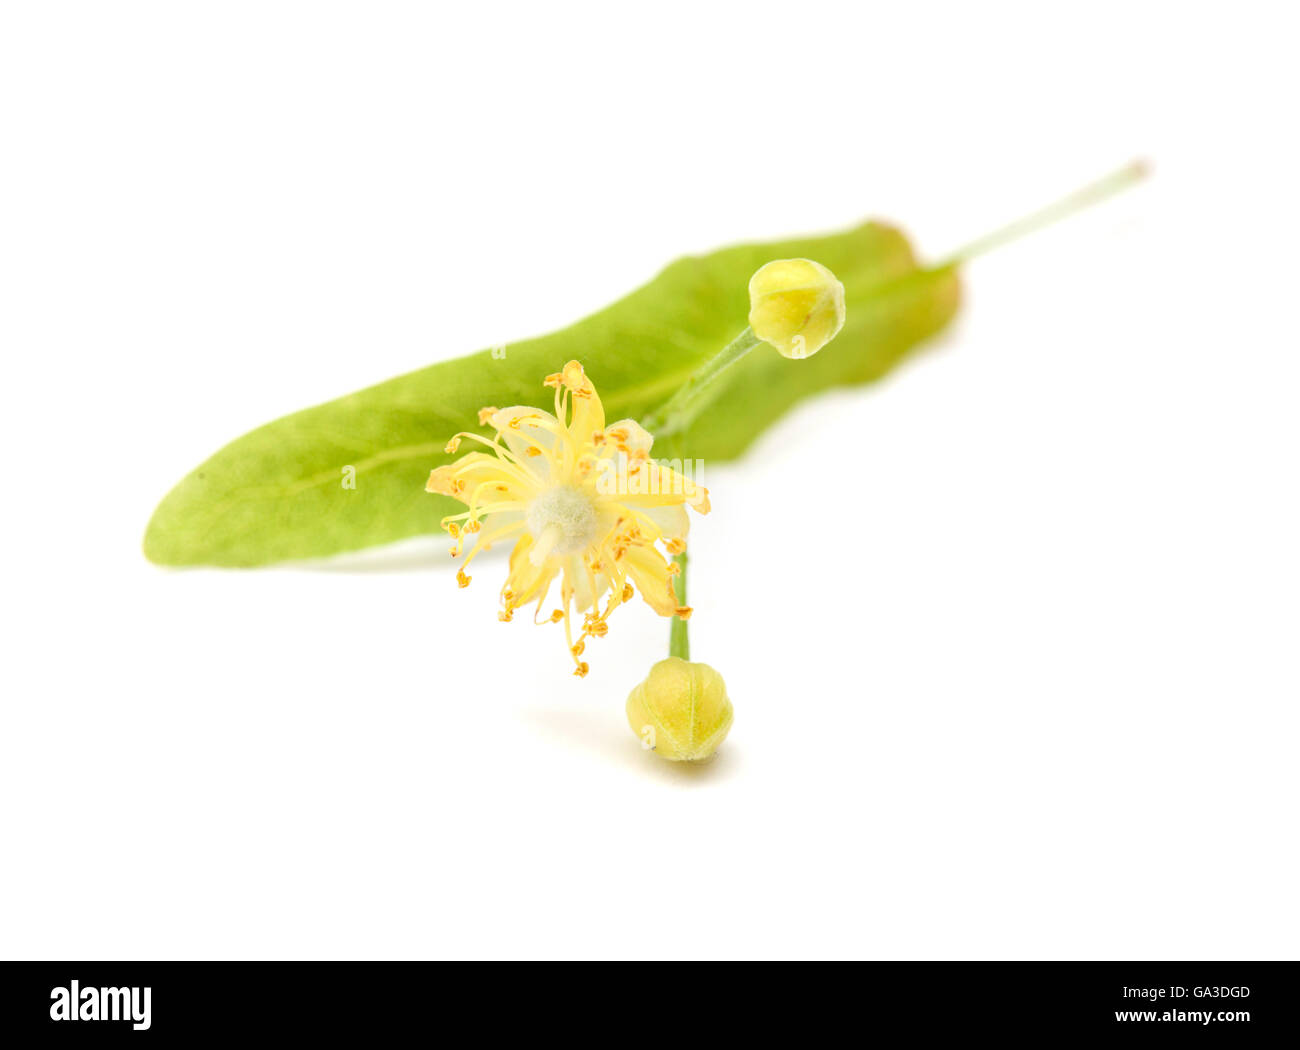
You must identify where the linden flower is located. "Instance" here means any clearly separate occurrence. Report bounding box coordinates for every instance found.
[426,360,710,677]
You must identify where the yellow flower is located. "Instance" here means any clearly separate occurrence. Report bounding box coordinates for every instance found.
[426,360,710,677]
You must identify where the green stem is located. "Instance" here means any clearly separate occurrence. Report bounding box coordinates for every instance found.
[640,327,761,440]
[936,158,1149,269]
[669,551,689,661]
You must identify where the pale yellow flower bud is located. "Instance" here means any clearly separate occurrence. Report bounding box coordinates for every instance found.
[626,657,734,761]
[747,258,846,359]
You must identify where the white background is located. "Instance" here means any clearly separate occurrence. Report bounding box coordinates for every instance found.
[2,2,1297,960]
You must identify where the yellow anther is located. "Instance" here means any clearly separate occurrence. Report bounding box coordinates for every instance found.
[444,437,461,454]
[573,662,589,678]
[560,360,587,392]
[675,606,693,620]
[621,583,633,601]
[498,609,514,622]
[549,609,565,623]
[477,406,498,426]
[456,570,471,588]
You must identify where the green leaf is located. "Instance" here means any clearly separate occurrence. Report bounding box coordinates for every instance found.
[144,221,960,567]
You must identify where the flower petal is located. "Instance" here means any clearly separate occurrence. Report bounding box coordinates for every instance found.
[427,451,536,507]
[600,418,653,455]
[564,554,614,614]
[621,543,680,617]
[489,407,564,482]
[504,535,558,609]
[560,361,605,443]
[636,502,689,543]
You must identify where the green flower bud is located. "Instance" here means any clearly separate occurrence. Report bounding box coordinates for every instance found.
[626,657,734,761]
[747,258,846,359]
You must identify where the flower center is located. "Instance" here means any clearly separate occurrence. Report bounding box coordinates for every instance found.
[526,485,598,563]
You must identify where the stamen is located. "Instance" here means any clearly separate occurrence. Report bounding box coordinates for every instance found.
[442,429,535,475]
[459,520,526,571]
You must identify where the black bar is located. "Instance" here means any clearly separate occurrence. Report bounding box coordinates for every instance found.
[1,961,1294,1039]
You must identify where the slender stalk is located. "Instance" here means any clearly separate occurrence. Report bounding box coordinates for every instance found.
[640,327,761,440]
[936,159,1149,269]
[668,551,689,661]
